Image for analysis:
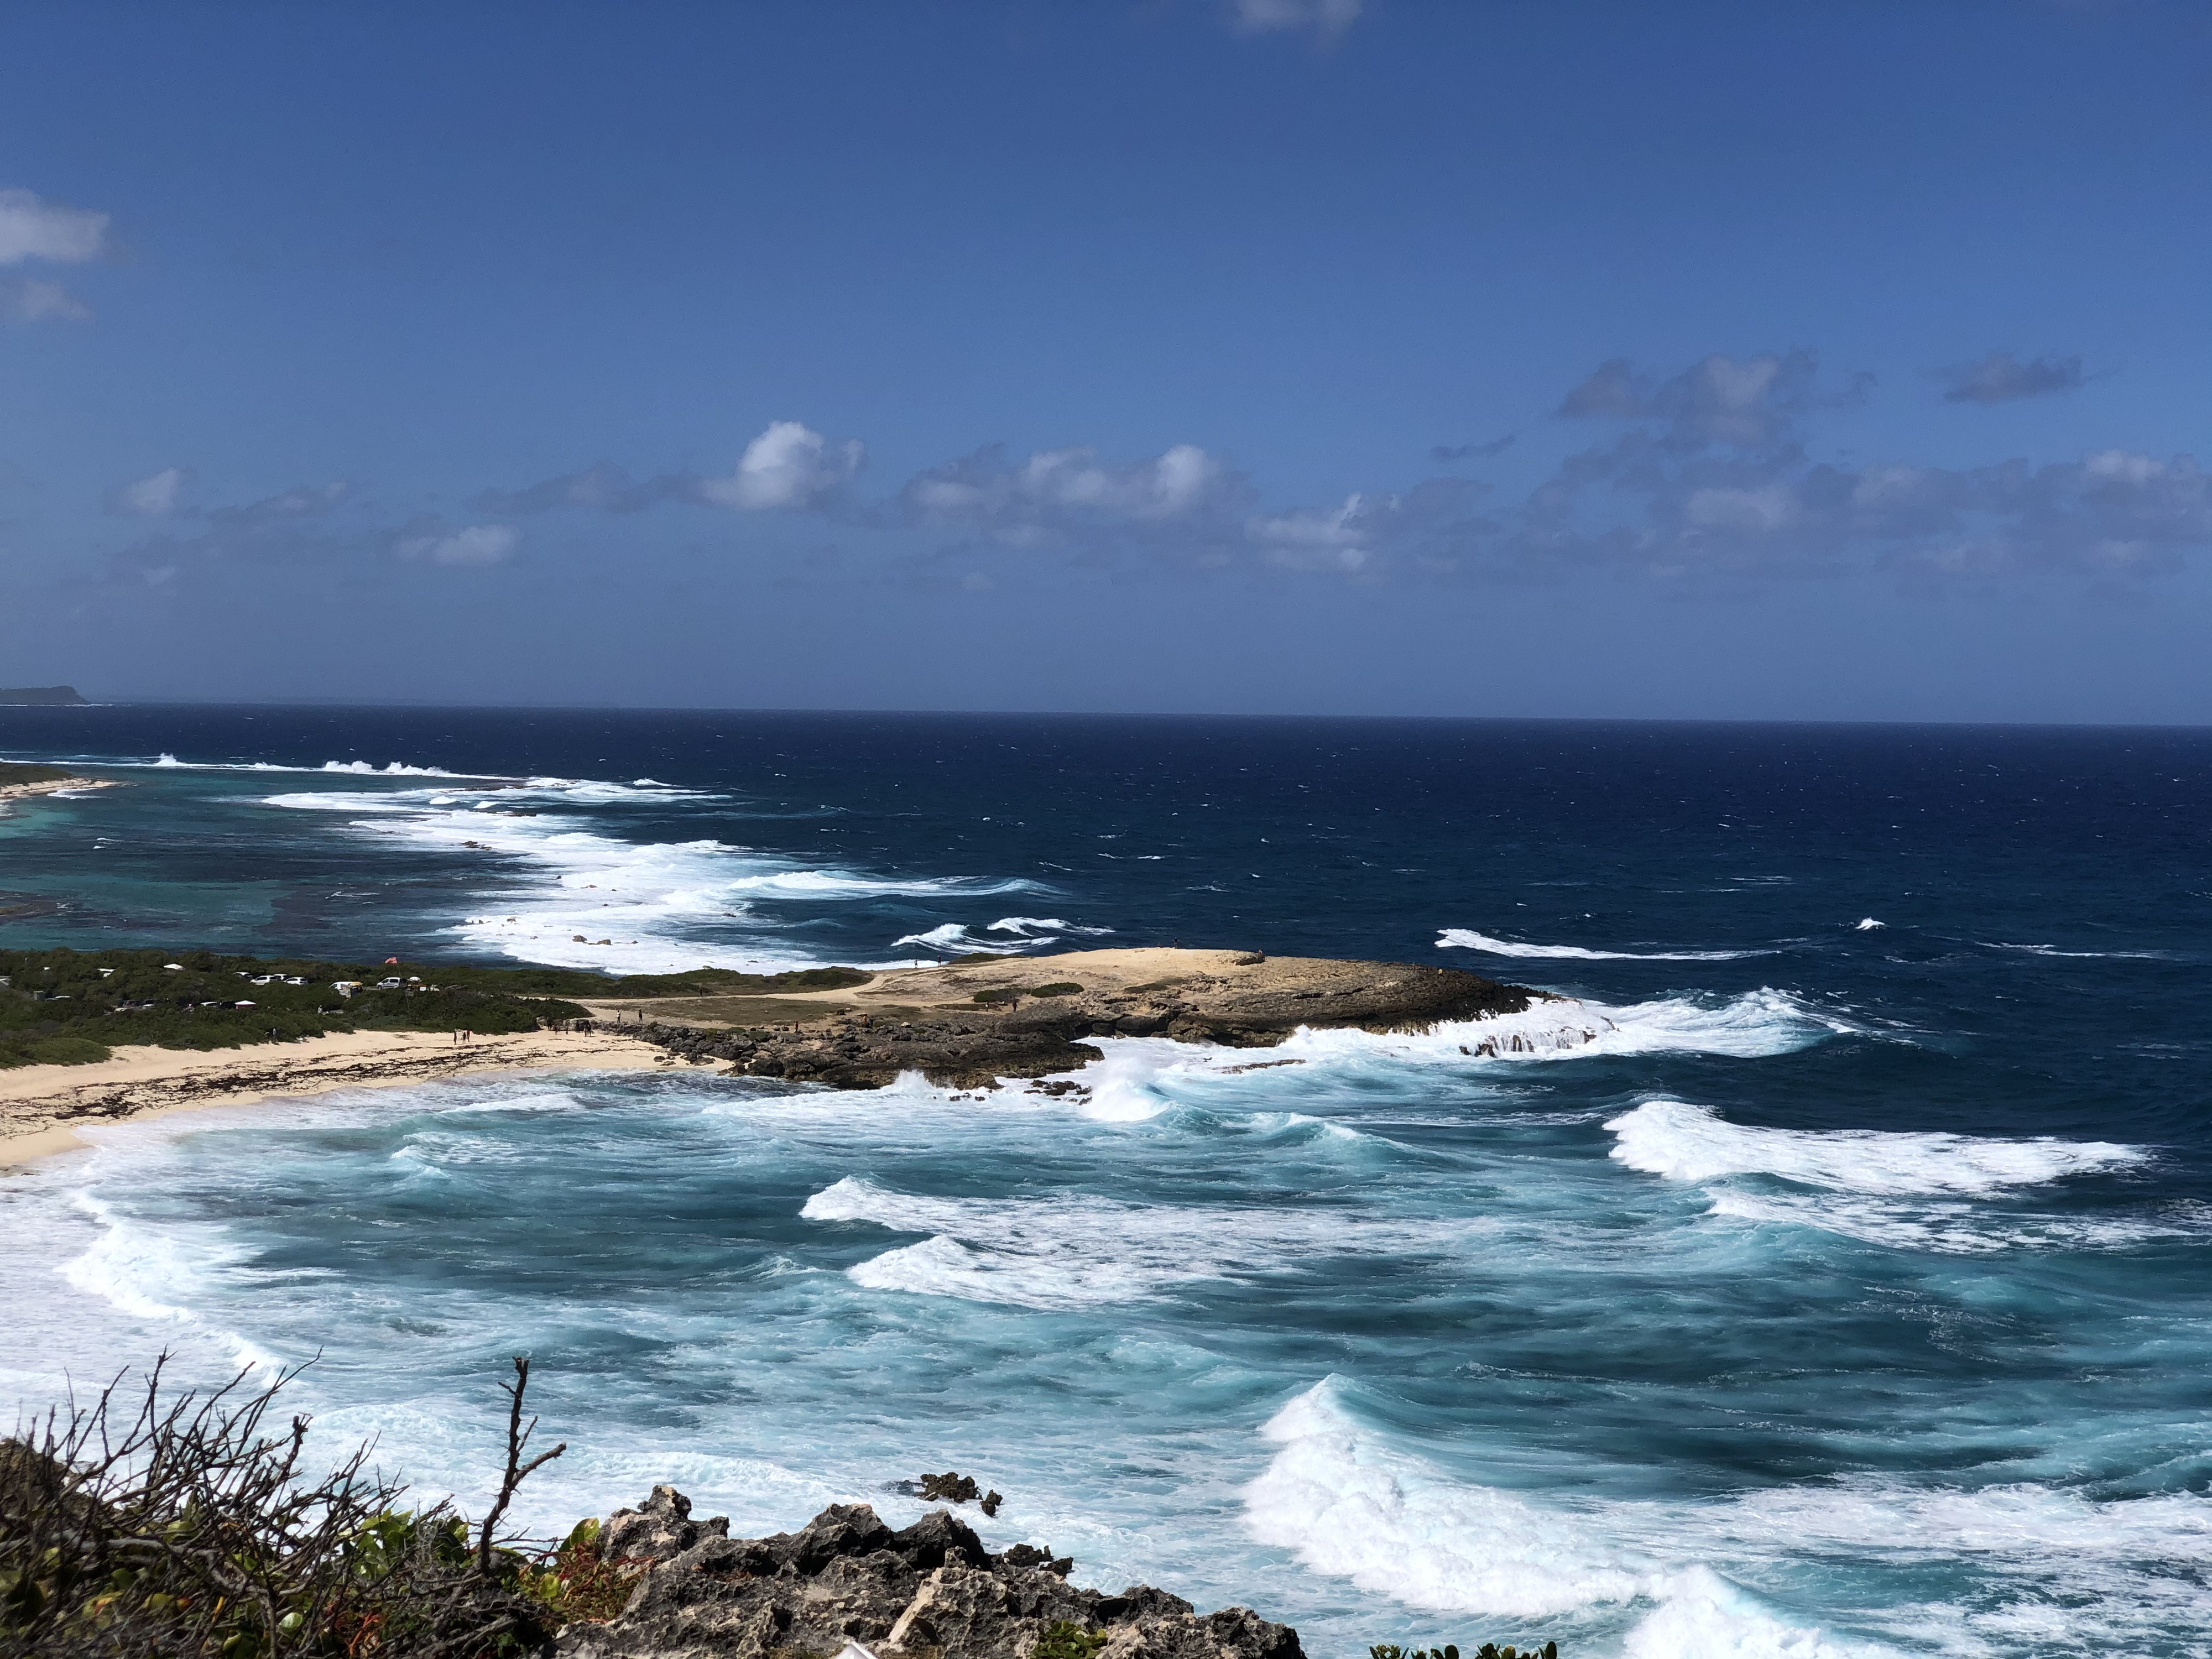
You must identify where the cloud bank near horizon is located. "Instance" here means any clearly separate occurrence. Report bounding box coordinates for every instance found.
[247,351,2191,595]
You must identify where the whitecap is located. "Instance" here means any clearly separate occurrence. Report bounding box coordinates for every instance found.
[1605,1099,2145,1196]
[802,1175,1413,1310]
[1280,990,1849,1067]
[1703,1190,2201,1255]
[1438,928,1774,962]
[253,787,1038,975]
[1247,1381,2212,1653]
[888,917,1091,956]
[1980,941,2172,961]
[1246,1381,1891,1655]
[121,754,508,778]
[60,1193,229,1323]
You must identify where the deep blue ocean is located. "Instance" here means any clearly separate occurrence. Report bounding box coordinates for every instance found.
[2,707,2207,1659]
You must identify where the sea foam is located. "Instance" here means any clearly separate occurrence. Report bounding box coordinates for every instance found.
[1246,1381,1891,1656]
[1606,1099,2166,1255]
[1248,1380,2212,1655]
[1438,928,1774,961]
[1277,990,1850,1067]
[257,781,1046,974]
[803,1175,1411,1310]
[1605,1099,2145,1196]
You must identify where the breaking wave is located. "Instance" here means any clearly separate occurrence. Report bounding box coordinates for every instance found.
[1437,928,1774,962]
[1245,1381,1888,1653]
[888,915,1109,956]
[1606,1100,2172,1255]
[1246,1380,2212,1655]
[1277,990,1851,1067]
[1605,1099,2146,1196]
[1980,941,2174,961]
[133,754,500,778]
[801,1176,1412,1310]
[254,782,1040,974]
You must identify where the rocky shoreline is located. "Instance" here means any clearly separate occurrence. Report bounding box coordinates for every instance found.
[561,1485,1303,1659]
[583,948,1540,1089]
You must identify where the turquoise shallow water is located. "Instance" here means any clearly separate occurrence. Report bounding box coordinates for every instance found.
[2,709,2209,1658]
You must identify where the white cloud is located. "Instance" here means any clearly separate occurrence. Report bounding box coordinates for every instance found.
[2081,448,2166,485]
[0,187,109,265]
[1008,443,1222,518]
[109,466,191,517]
[396,523,520,566]
[1249,497,1364,547]
[3,278,91,321]
[1248,494,1375,566]
[1684,483,1799,533]
[696,420,865,511]
[1938,351,2086,404]
[1243,490,1463,574]
[1559,351,1818,450]
[215,481,349,525]
[905,442,1237,546]
[1230,0,1363,41]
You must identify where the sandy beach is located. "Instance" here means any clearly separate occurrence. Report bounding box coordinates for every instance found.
[0,774,122,813]
[0,1026,675,1167]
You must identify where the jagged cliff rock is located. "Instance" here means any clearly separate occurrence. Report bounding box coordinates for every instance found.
[558,1487,1303,1659]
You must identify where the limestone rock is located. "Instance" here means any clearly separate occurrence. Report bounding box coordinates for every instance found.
[603,1485,732,1564]
[556,1493,1302,1659]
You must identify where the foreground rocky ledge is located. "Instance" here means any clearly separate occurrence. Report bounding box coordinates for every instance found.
[587,948,1538,1090]
[561,1486,1301,1659]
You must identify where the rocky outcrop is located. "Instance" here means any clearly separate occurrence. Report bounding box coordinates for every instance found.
[559,1487,1303,1659]
[607,951,1537,1091]
[615,1016,1103,1091]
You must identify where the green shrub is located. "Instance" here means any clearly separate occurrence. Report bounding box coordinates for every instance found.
[972,988,1022,1005]
[24,1036,110,1066]
[0,945,591,1059]
[1026,983,1082,998]
[1034,1619,1110,1659]
[0,1355,619,1659]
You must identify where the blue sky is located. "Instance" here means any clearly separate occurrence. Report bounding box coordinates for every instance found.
[2,0,2206,721]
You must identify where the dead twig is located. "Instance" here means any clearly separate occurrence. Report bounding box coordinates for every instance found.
[474,1356,566,1575]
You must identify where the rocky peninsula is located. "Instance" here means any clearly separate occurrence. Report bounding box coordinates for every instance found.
[581,947,1544,1089]
[0,760,117,811]
[561,1485,1302,1659]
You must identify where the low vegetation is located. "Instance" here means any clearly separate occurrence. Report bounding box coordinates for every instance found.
[0,1357,636,1659]
[0,947,591,1070]
[1032,1619,1110,1659]
[0,763,74,789]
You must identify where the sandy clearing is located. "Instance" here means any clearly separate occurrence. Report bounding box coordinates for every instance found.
[0,1026,674,1168]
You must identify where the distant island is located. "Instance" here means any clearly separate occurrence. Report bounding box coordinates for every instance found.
[0,685,89,705]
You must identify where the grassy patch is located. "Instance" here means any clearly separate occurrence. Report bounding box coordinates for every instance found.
[0,763,74,788]
[0,945,592,1069]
